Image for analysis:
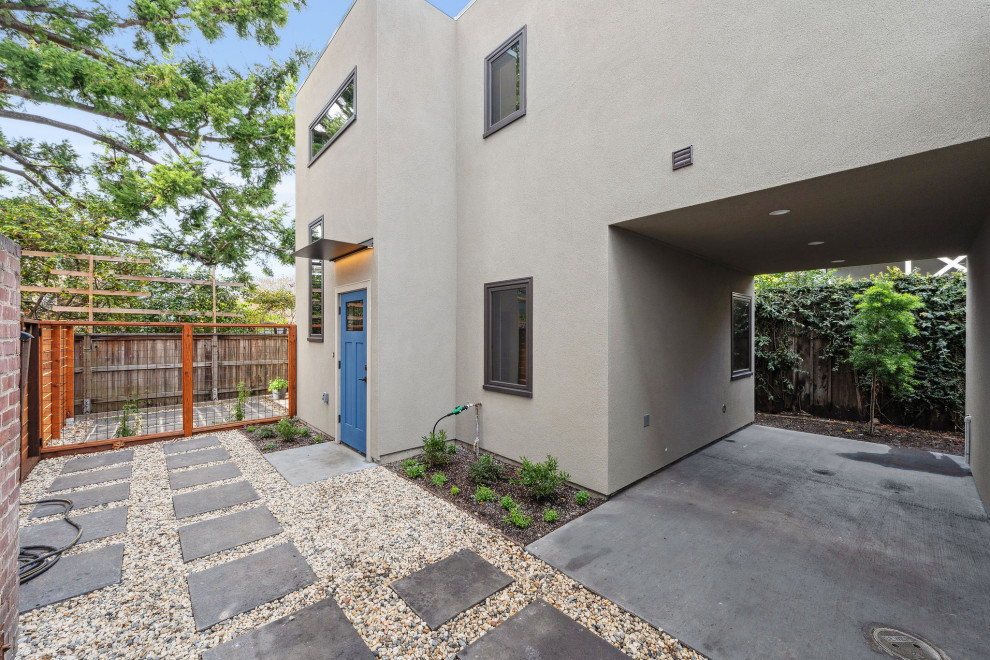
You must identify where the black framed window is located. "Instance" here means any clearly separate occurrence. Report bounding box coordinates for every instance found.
[484,26,526,137]
[309,68,356,164]
[484,277,532,396]
[308,218,324,340]
[731,293,752,379]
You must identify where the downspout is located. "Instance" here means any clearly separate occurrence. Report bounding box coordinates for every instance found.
[965,415,972,465]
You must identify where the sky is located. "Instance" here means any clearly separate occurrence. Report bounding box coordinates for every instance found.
[2,0,472,280]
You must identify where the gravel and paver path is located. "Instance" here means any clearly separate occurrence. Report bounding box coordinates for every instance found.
[18,431,704,659]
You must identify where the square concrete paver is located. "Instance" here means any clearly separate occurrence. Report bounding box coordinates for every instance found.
[61,450,134,474]
[187,543,316,631]
[20,506,128,548]
[48,464,131,492]
[457,599,628,660]
[201,597,374,659]
[165,446,230,470]
[178,506,282,561]
[169,462,242,490]
[264,442,371,487]
[391,549,513,629]
[172,480,258,519]
[162,435,220,455]
[18,543,125,613]
[31,482,130,518]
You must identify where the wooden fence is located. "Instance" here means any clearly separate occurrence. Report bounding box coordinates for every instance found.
[25,321,297,457]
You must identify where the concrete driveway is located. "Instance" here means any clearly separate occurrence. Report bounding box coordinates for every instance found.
[528,425,990,659]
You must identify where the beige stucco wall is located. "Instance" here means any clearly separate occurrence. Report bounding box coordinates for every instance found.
[607,229,754,492]
[967,219,990,507]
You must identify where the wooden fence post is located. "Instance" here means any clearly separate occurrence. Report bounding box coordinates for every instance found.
[287,325,297,417]
[182,324,193,437]
[62,325,74,422]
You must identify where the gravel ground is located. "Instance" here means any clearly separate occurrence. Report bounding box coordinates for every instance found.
[18,431,705,659]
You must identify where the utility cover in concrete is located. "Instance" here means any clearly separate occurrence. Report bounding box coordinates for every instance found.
[48,464,131,492]
[169,462,242,490]
[201,597,374,660]
[390,549,513,629]
[162,435,220,455]
[457,599,628,660]
[20,506,128,548]
[166,446,230,471]
[264,441,371,487]
[18,543,124,613]
[61,450,134,474]
[187,543,316,631]
[30,482,130,518]
[178,506,282,561]
[172,480,258,519]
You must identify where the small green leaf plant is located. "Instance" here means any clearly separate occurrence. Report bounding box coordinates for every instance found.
[500,495,516,510]
[469,453,505,486]
[474,486,496,503]
[513,455,570,500]
[503,507,532,529]
[431,473,447,487]
[230,381,250,422]
[450,486,460,496]
[574,490,590,506]
[422,429,457,467]
[115,400,140,438]
[404,462,426,479]
[268,377,289,395]
[274,417,308,442]
[256,425,277,440]
[544,508,559,523]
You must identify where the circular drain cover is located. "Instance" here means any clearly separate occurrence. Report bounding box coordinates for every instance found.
[871,627,950,660]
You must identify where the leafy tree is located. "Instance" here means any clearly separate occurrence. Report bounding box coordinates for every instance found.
[238,277,294,324]
[0,0,309,277]
[848,280,923,434]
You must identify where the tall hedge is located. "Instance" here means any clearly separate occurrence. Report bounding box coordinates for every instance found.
[755,270,966,430]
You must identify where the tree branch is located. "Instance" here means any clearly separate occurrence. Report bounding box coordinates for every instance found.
[0,13,111,62]
[100,233,213,266]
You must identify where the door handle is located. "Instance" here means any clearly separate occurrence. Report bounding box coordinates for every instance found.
[358,377,367,382]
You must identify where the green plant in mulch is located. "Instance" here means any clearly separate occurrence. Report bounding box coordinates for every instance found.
[503,507,532,529]
[468,453,505,486]
[263,442,276,451]
[474,486,496,503]
[255,426,277,440]
[544,508,559,523]
[500,495,516,511]
[450,486,460,496]
[422,429,457,467]
[574,490,590,506]
[513,455,570,501]
[431,473,447,488]
[404,461,426,479]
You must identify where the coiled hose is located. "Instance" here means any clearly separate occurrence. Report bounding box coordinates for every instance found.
[18,498,83,584]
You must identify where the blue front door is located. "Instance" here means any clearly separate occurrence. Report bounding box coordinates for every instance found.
[340,289,367,453]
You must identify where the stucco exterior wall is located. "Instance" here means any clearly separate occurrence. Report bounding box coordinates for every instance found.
[607,229,754,492]
[967,219,990,507]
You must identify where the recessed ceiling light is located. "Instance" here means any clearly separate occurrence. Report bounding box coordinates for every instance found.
[831,259,846,263]
[769,209,790,216]
[808,241,825,246]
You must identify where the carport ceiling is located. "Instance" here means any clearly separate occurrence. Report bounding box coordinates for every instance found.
[616,137,990,275]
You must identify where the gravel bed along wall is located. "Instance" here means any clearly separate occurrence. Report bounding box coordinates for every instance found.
[18,431,705,659]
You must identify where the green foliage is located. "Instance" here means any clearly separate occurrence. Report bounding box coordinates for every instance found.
[755,270,965,430]
[400,458,418,469]
[404,462,425,479]
[513,455,570,501]
[255,425,276,440]
[450,486,460,496]
[849,280,922,433]
[544,508,559,523]
[274,417,307,442]
[239,279,295,324]
[267,377,289,394]
[468,453,505,486]
[230,381,250,422]
[263,442,276,451]
[421,429,456,467]
[574,490,590,506]
[114,400,139,438]
[500,495,516,510]
[474,486,496,503]
[431,473,447,488]
[502,507,532,529]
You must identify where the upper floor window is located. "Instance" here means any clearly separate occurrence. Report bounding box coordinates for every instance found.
[484,26,526,137]
[484,277,533,396]
[308,217,324,340]
[309,68,356,164]
[731,293,752,379]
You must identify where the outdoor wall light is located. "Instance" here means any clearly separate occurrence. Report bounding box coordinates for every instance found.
[808,241,825,246]
[831,259,846,263]
[769,209,790,216]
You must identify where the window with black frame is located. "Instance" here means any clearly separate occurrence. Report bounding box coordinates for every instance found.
[731,293,752,379]
[308,218,324,340]
[484,277,532,396]
[309,68,356,163]
[484,27,526,137]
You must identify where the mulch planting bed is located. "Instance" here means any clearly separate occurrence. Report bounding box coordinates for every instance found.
[239,421,332,454]
[756,411,965,456]
[386,448,604,545]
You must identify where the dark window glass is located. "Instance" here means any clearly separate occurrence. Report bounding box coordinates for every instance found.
[731,293,752,379]
[309,219,324,339]
[346,300,364,332]
[310,70,356,162]
[484,27,526,136]
[485,278,532,396]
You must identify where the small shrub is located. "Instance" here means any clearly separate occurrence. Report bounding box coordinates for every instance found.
[431,473,447,487]
[275,417,307,442]
[230,381,250,422]
[574,490,590,506]
[256,426,277,440]
[400,458,418,469]
[246,425,257,433]
[503,507,532,529]
[513,455,570,500]
[500,495,516,510]
[263,442,276,451]
[115,401,139,438]
[267,377,288,395]
[469,453,505,486]
[422,430,456,467]
[405,462,426,479]
[450,486,460,496]
[474,486,496,503]
[544,508,559,523]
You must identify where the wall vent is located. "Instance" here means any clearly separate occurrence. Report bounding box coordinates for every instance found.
[672,145,693,170]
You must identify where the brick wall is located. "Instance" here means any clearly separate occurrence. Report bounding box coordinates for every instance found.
[0,234,19,658]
